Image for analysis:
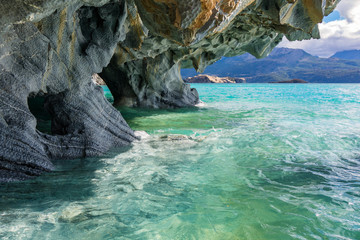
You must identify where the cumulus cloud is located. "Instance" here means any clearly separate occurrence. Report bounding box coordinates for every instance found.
[278,0,360,57]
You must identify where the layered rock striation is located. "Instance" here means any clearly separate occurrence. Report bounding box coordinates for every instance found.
[0,0,340,181]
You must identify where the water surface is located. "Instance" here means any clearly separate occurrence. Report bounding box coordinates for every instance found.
[1,84,360,239]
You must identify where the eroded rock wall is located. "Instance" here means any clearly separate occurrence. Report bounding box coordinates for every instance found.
[0,1,136,181]
[0,0,340,181]
[101,51,199,108]
[103,0,340,108]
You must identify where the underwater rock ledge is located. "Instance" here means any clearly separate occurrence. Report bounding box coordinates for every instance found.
[0,0,340,181]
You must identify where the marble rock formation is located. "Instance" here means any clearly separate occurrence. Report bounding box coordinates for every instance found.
[0,0,340,181]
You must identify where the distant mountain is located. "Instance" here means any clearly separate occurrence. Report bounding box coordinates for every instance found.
[181,48,360,83]
[331,50,360,60]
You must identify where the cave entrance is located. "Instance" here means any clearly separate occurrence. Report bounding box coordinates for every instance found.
[28,94,52,134]
[92,74,114,104]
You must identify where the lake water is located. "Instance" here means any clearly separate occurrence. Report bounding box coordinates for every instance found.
[1,84,360,239]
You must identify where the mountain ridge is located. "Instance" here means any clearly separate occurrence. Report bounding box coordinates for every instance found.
[182,48,360,83]
[331,50,360,60]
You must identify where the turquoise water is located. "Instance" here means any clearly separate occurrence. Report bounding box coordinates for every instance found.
[2,84,360,239]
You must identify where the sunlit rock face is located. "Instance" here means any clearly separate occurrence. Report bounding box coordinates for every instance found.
[0,0,340,181]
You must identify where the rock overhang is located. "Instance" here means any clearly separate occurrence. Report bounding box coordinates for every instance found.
[0,0,341,181]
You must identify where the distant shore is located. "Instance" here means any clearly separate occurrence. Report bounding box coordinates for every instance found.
[184,75,310,84]
[269,79,308,83]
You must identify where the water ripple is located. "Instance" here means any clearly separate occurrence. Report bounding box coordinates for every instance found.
[1,84,360,239]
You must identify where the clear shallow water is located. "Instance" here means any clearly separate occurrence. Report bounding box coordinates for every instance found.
[2,84,360,239]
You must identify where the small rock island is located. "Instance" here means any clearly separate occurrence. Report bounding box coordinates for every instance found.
[184,75,246,83]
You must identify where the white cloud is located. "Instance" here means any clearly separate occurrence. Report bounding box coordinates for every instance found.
[278,0,360,57]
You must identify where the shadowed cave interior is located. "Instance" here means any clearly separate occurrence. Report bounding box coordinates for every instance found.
[28,94,52,134]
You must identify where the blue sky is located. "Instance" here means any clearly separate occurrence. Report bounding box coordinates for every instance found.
[323,10,344,23]
[278,0,360,57]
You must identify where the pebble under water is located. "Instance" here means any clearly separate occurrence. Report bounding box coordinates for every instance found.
[1,84,360,239]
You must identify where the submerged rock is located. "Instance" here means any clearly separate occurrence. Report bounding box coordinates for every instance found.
[160,135,189,141]
[0,0,341,181]
[59,204,87,223]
